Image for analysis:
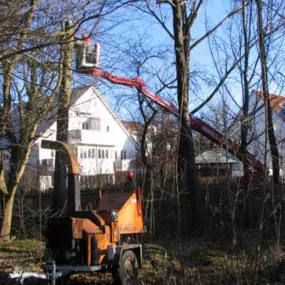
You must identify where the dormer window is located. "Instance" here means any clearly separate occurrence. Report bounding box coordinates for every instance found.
[82,117,101,131]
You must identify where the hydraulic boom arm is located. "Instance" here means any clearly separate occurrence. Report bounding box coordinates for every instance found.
[74,35,264,177]
[86,68,264,175]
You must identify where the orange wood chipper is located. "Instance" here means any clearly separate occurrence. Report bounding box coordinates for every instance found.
[9,140,144,285]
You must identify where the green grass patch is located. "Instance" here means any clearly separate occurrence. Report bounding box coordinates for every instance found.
[0,239,44,272]
[0,239,44,257]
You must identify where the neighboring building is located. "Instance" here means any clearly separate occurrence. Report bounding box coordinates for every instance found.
[121,120,142,142]
[3,86,139,190]
[195,149,241,177]
[122,114,174,154]
[231,90,285,178]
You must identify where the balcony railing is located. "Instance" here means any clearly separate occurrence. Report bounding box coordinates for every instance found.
[68,129,113,145]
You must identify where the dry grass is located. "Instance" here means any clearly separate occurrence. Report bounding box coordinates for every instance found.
[0,236,285,284]
[0,239,44,272]
[140,235,285,285]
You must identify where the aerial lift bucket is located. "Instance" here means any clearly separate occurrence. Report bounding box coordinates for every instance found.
[74,32,100,71]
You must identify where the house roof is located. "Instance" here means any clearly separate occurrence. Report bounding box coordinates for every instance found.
[195,150,239,165]
[34,86,91,141]
[255,90,285,113]
[34,86,139,148]
[230,90,285,130]
[121,120,142,134]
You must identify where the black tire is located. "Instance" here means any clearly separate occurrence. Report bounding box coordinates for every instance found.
[112,250,138,285]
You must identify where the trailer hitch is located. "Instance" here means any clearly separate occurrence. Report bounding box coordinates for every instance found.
[8,260,62,285]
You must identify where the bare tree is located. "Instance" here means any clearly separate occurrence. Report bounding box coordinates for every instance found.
[128,0,246,233]
[0,0,129,241]
[0,0,44,242]
[256,0,280,186]
[0,58,62,242]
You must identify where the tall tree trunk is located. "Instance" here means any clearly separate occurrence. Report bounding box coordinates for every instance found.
[172,0,198,234]
[0,186,17,242]
[0,0,37,242]
[0,128,37,242]
[53,21,74,213]
[256,0,279,185]
[240,0,250,182]
[253,0,280,280]
[0,193,15,241]
[240,0,252,228]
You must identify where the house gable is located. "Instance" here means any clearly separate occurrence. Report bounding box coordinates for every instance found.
[68,86,138,149]
[28,86,139,180]
[230,90,285,174]
[252,90,285,141]
[255,90,285,114]
[34,86,138,148]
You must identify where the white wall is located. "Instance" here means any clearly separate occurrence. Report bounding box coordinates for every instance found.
[232,91,285,177]
[33,87,137,182]
[68,87,137,175]
[69,88,136,150]
[247,93,285,175]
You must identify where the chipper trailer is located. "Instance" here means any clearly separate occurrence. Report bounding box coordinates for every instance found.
[8,140,144,285]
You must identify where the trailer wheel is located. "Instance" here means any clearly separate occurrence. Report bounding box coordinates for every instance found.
[113,250,138,285]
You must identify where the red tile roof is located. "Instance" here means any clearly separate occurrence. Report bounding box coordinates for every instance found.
[255,90,285,113]
[121,120,142,134]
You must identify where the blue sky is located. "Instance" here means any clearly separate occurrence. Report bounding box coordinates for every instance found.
[73,1,269,122]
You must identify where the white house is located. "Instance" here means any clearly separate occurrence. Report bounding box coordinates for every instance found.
[231,90,285,177]
[21,86,139,190]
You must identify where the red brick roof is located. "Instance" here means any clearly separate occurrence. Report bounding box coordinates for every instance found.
[255,90,285,113]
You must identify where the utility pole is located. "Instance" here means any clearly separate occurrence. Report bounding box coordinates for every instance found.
[52,20,74,213]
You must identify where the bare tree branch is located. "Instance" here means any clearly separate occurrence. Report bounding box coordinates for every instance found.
[190,4,244,50]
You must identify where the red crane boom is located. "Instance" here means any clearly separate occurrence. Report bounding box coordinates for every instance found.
[87,68,264,176]
[74,36,264,179]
